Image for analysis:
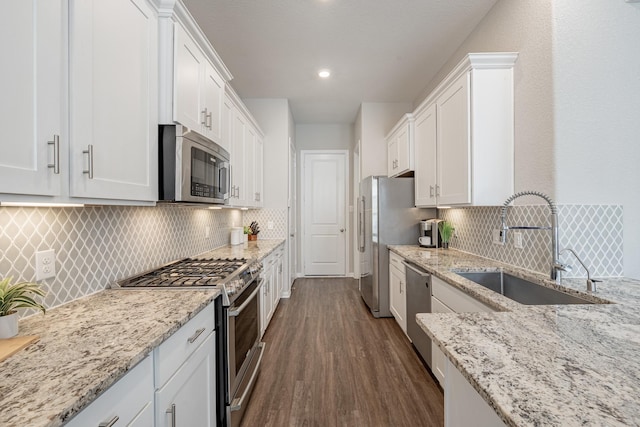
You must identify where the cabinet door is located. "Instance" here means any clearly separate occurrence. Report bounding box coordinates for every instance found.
[414,104,437,207]
[66,356,154,427]
[156,332,216,427]
[253,135,263,207]
[174,23,204,133]
[387,135,399,177]
[230,112,246,206]
[437,73,471,205]
[396,125,412,174]
[202,62,224,143]
[245,126,256,207]
[0,0,63,197]
[220,94,234,153]
[431,296,453,387]
[69,0,158,202]
[389,265,407,333]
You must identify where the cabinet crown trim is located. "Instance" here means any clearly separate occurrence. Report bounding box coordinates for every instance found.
[385,113,415,140]
[413,52,519,117]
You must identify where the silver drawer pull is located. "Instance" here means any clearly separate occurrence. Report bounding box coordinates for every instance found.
[98,415,119,427]
[166,404,176,427]
[187,327,205,344]
[47,134,60,174]
[83,144,94,179]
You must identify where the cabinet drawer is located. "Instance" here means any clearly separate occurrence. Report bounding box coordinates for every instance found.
[154,303,215,387]
[432,276,494,313]
[66,355,153,427]
[389,252,404,269]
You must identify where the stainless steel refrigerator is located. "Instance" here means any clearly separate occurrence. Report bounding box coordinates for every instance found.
[358,176,434,318]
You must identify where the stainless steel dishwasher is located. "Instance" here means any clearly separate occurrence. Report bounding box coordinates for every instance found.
[403,260,432,369]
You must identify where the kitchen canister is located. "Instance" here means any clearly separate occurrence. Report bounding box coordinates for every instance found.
[230,227,244,245]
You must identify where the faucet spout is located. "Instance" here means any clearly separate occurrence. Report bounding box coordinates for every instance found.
[560,248,600,292]
[500,191,562,282]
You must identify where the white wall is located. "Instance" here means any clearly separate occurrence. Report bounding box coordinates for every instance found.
[358,102,412,179]
[552,0,640,278]
[243,98,291,209]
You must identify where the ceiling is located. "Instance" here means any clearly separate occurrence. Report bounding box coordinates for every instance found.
[183,0,498,124]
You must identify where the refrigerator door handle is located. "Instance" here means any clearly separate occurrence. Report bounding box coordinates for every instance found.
[358,196,366,252]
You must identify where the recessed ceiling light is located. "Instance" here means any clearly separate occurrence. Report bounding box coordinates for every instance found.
[318,69,331,79]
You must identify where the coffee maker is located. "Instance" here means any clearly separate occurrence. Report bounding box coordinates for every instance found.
[419,219,443,248]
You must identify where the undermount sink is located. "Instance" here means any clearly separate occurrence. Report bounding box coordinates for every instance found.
[455,271,594,305]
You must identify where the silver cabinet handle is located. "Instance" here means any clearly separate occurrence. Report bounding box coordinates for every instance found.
[47,135,60,174]
[166,404,176,427]
[290,233,294,237]
[98,415,119,427]
[400,280,403,294]
[201,108,208,126]
[187,327,205,344]
[430,185,434,198]
[83,144,94,179]
[435,185,441,197]
[206,110,213,130]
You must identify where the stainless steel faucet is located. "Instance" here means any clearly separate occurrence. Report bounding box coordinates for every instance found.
[500,191,569,282]
[559,248,601,292]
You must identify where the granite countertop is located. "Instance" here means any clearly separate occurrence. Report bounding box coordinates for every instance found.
[0,239,285,427]
[388,245,640,426]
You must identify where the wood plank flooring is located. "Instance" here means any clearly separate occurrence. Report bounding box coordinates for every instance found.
[240,277,444,427]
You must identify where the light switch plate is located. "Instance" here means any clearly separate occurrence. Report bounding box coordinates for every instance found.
[35,249,56,281]
[514,232,524,249]
[492,229,504,246]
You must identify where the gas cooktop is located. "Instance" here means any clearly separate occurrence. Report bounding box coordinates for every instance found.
[116,258,249,288]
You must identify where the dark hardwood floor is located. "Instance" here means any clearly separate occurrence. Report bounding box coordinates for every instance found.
[240,277,444,427]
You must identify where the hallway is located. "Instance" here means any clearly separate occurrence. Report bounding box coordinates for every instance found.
[240,277,444,427]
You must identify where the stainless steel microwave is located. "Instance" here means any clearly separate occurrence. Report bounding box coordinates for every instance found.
[159,125,230,205]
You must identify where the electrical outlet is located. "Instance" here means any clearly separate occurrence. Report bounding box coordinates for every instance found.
[514,232,524,249]
[492,229,504,246]
[267,221,274,230]
[35,249,56,281]
[205,226,211,238]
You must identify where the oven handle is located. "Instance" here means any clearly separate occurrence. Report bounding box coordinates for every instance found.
[228,278,264,317]
[230,342,265,412]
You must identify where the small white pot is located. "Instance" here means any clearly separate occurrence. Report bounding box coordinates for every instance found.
[0,312,19,339]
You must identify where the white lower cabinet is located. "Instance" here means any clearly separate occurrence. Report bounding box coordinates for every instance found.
[155,332,216,427]
[260,247,285,337]
[431,276,494,389]
[65,356,154,427]
[388,252,407,334]
[445,358,505,427]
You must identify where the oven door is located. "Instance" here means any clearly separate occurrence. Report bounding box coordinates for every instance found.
[226,278,265,427]
[179,131,230,204]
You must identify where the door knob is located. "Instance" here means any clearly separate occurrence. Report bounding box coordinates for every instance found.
[340,228,345,233]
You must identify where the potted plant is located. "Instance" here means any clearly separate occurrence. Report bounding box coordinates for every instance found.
[0,277,46,339]
[438,221,455,249]
[247,221,260,241]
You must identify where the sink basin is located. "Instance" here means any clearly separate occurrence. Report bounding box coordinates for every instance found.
[455,271,594,305]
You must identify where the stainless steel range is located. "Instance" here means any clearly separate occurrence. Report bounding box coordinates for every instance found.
[116,257,265,427]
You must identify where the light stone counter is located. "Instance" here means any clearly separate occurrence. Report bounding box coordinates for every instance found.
[388,245,640,426]
[0,240,284,427]
[0,288,220,427]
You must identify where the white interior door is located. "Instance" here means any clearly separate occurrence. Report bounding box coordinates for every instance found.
[302,151,347,276]
[288,138,297,290]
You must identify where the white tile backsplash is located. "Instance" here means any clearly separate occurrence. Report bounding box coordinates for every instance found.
[0,205,242,312]
[439,205,623,278]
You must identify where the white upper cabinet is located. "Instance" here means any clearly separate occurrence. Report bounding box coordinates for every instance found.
[386,114,414,177]
[172,23,224,143]
[414,53,518,207]
[158,2,230,146]
[0,0,64,198]
[69,0,159,202]
[414,103,437,207]
[226,87,264,209]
